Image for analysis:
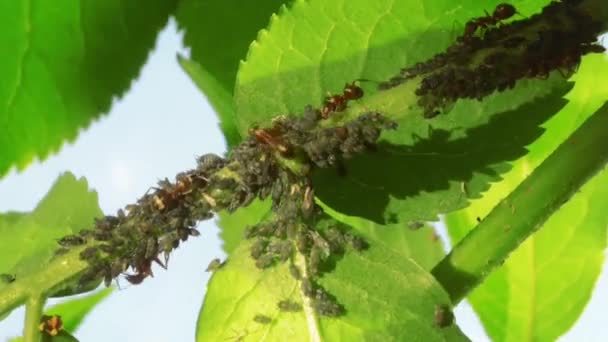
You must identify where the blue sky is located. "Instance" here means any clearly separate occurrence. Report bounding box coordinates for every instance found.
[0,20,606,342]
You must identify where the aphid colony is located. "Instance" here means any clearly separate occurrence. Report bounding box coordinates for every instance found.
[52,90,397,318]
[252,107,398,169]
[379,0,606,118]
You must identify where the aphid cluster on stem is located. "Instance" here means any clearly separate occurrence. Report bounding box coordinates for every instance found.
[51,76,395,318]
[379,1,606,118]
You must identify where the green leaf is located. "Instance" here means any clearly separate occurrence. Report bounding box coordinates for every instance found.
[197,222,468,341]
[0,0,176,177]
[218,199,272,255]
[0,172,103,313]
[234,0,571,224]
[45,288,113,333]
[176,0,291,148]
[319,201,444,271]
[445,54,608,342]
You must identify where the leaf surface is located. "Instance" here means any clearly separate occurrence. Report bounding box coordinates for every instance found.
[0,172,103,314]
[197,219,468,341]
[0,0,175,177]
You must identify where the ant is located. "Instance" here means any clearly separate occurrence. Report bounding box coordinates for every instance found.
[250,125,292,157]
[321,81,365,119]
[39,315,63,336]
[462,3,518,40]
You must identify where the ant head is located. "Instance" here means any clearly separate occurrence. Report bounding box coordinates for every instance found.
[493,3,516,20]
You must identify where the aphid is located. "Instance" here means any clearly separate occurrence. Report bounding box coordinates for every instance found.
[206,258,224,272]
[315,301,344,317]
[144,238,158,259]
[295,231,311,253]
[302,186,315,213]
[434,304,454,328]
[98,244,116,254]
[301,278,315,297]
[250,239,267,259]
[175,172,194,195]
[197,153,225,172]
[277,300,302,312]
[110,260,127,278]
[325,227,346,249]
[39,315,63,336]
[57,234,86,247]
[407,221,425,230]
[54,247,70,256]
[255,254,274,269]
[308,247,322,276]
[314,291,344,317]
[79,247,99,260]
[346,233,368,251]
[95,216,118,231]
[289,264,301,280]
[253,314,272,325]
[0,273,15,283]
[92,230,113,241]
[189,228,201,237]
[243,225,258,239]
[310,231,331,257]
[202,193,217,208]
[462,3,517,39]
[152,195,166,211]
[270,241,293,261]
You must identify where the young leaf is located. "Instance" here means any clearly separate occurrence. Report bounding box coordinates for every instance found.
[234,0,571,224]
[0,0,176,177]
[196,235,468,341]
[0,172,102,316]
[445,54,608,341]
[45,288,113,333]
[176,0,292,148]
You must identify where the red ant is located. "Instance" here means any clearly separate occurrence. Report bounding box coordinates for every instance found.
[250,125,292,157]
[462,3,517,39]
[321,81,364,119]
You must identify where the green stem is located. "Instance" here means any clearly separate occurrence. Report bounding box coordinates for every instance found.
[0,249,88,318]
[432,102,608,304]
[23,294,45,342]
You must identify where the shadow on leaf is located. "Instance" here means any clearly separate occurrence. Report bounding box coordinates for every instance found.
[314,87,571,224]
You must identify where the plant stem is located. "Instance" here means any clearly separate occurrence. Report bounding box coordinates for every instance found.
[23,294,45,342]
[432,102,608,304]
[0,249,88,318]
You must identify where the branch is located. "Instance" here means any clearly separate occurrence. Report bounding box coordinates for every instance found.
[432,102,608,303]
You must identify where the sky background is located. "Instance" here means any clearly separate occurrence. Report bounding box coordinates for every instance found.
[0,21,607,342]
